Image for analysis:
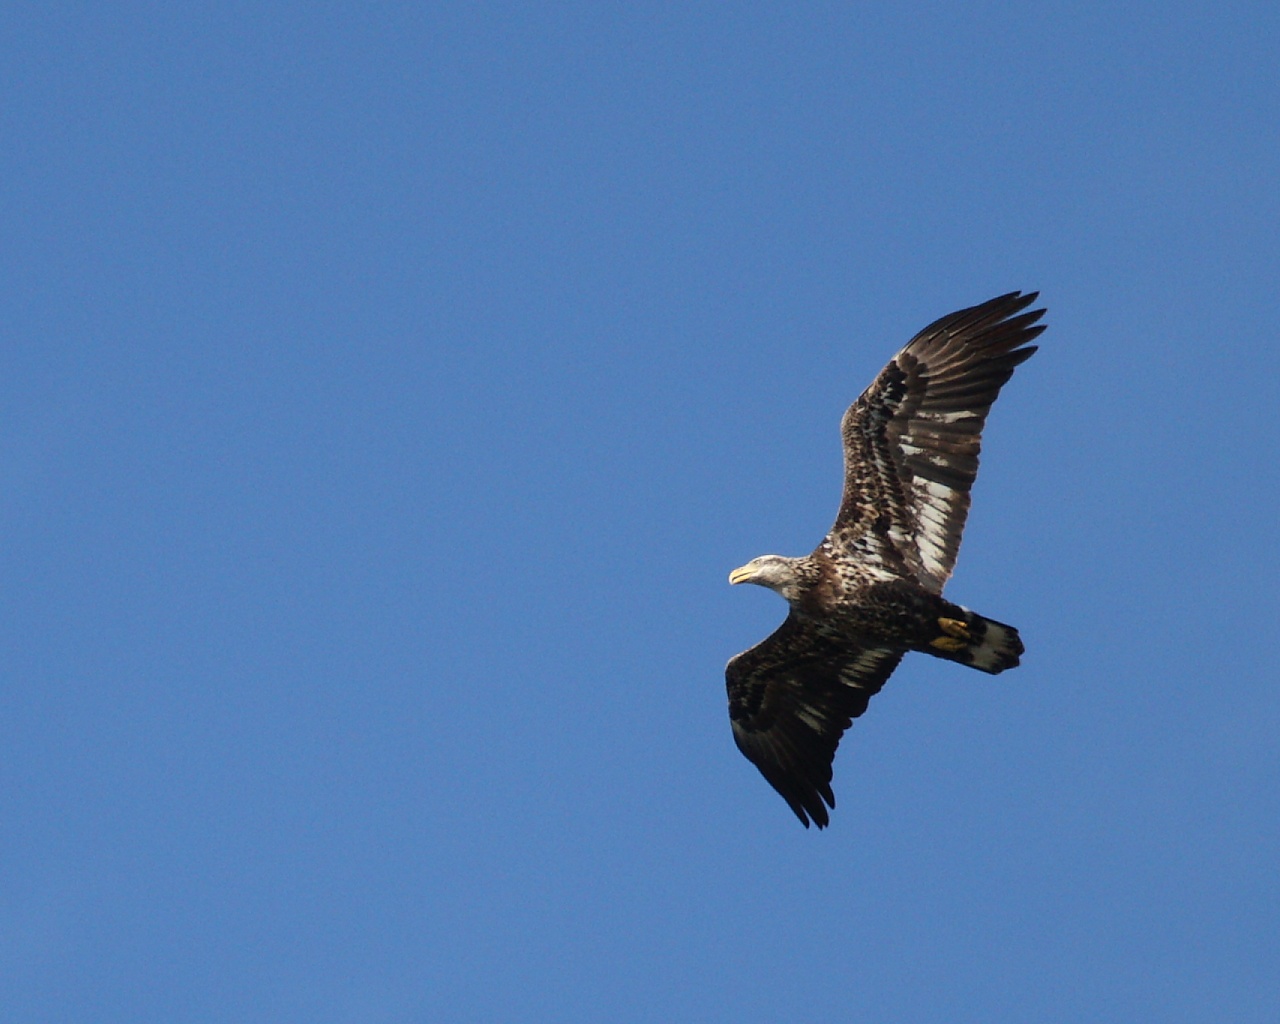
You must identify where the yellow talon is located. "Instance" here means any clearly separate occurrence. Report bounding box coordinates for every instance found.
[938,617,970,640]
[930,636,968,652]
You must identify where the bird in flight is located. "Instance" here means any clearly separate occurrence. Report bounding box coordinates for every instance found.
[726,291,1044,827]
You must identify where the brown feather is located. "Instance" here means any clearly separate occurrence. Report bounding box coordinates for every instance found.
[727,613,904,828]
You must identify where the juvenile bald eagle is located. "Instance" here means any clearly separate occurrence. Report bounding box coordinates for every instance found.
[727,291,1044,828]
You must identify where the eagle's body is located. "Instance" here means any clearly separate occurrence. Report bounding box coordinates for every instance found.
[727,291,1044,828]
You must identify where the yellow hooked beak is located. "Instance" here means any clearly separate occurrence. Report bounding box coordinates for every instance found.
[728,563,755,585]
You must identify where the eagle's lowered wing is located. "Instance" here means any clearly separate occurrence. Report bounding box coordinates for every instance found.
[726,613,904,828]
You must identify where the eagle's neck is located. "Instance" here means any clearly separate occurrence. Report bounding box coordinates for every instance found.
[760,554,835,611]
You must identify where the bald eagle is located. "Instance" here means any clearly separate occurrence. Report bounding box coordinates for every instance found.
[727,291,1044,828]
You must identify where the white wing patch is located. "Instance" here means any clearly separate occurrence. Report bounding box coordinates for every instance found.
[914,495,957,578]
[839,648,892,686]
[795,704,826,732]
[917,409,976,425]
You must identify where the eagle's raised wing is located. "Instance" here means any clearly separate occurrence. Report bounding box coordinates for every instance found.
[833,291,1044,592]
[726,613,905,828]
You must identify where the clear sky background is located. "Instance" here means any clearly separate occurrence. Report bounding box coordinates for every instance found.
[2,3,1277,1021]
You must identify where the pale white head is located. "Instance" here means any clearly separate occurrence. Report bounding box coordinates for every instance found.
[727,554,808,602]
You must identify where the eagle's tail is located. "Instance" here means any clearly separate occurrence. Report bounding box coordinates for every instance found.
[923,608,1023,675]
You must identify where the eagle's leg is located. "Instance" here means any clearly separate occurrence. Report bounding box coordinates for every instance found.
[929,617,971,651]
[918,603,1024,674]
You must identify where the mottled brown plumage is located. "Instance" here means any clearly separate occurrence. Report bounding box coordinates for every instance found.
[727,291,1044,828]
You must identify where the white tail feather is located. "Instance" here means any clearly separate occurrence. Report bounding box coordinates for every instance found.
[967,616,1022,673]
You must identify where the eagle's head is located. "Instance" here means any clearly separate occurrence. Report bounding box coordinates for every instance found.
[728,555,809,602]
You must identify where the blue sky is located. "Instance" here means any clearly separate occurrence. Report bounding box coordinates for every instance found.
[2,3,1277,1021]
